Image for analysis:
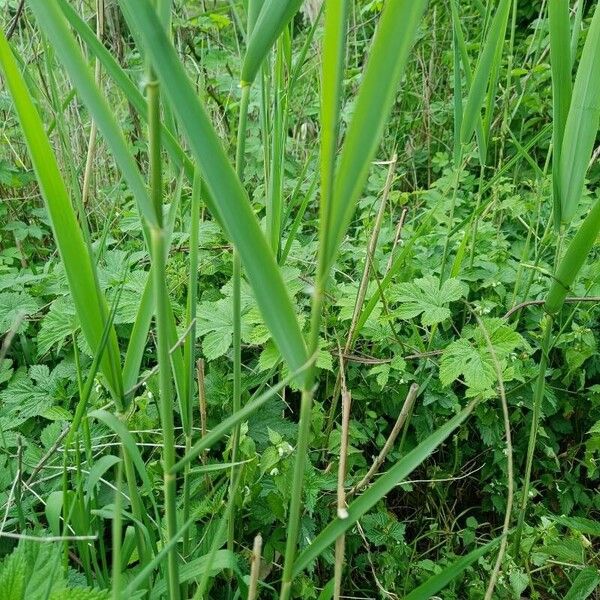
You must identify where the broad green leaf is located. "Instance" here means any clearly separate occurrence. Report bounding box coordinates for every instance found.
[440,338,496,393]
[241,0,304,85]
[0,291,39,334]
[85,454,121,498]
[89,409,155,506]
[460,0,511,146]
[559,5,600,225]
[37,298,78,357]
[564,568,600,600]
[552,515,600,537]
[0,28,123,400]
[118,0,309,383]
[549,0,572,229]
[391,276,467,327]
[404,537,501,599]
[292,401,476,576]
[325,0,427,273]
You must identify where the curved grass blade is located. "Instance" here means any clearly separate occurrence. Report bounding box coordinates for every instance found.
[118,0,309,382]
[292,401,477,576]
[0,28,123,401]
[545,197,600,315]
[241,0,304,85]
[549,0,572,229]
[460,0,510,146]
[171,357,313,474]
[319,0,348,276]
[403,537,502,600]
[27,0,158,227]
[324,0,427,274]
[559,4,600,225]
[89,410,156,510]
[122,482,226,596]
[450,0,487,163]
[150,550,240,600]
[247,0,266,34]
[57,0,194,182]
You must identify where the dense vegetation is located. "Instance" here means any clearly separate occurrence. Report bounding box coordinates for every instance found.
[0,0,599,598]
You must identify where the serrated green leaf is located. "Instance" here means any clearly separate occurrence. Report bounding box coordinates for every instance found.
[564,568,600,600]
[0,291,39,334]
[392,276,467,327]
[440,338,496,390]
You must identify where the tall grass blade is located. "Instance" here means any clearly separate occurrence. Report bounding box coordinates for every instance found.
[119,0,309,381]
[241,0,304,85]
[545,198,600,314]
[403,537,502,600]
[549,0,572,229]
[319,0,348,267]
[559,4,600,225]
[323,0,427,274]
[292,401,477,576]
[0,27,123,401]
[450,0,487,162]
[28,0,158,227]
[247,0,266,34]
[460,0,510,146]
[56,0,194,182]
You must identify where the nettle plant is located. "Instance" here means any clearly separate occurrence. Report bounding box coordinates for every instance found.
[0,0,599,599]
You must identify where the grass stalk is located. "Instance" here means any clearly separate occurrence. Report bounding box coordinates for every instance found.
[147,57,180,596]
[513,314,552,555]
[228,81,251,560]
[111,455,123,600]
[334,371,351,600]
[182,170,202,598]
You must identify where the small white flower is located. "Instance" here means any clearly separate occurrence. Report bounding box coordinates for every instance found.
[147,391,153,400]
[269,467,279,476]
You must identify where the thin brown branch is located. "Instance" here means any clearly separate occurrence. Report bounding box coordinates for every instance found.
[504,296,600,319]
[348,383,419,497]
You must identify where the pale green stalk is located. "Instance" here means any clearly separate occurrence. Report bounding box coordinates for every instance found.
[147,58,180,597]
[182,170,202,597]
[279,2,348,597]
[513,314,552,554]
[111,456,123,600]
[228,82,251,559]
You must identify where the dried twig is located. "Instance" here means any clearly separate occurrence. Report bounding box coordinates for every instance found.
[334,352,352,600]
[348,383,419,497]
[247,533,263,600]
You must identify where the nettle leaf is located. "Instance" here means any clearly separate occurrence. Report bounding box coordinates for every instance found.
[196,298,252,360]
[38,297,78,357]
[391,276,468,327]
[440,338,496,394]
[440,319,527,396]
[361,511,406,547]
[108,270,147,325]
[0,358,13,385]
[0,291,39,333]
[0,362,74,427]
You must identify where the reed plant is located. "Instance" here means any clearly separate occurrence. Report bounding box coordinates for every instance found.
[1,1,599,598]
